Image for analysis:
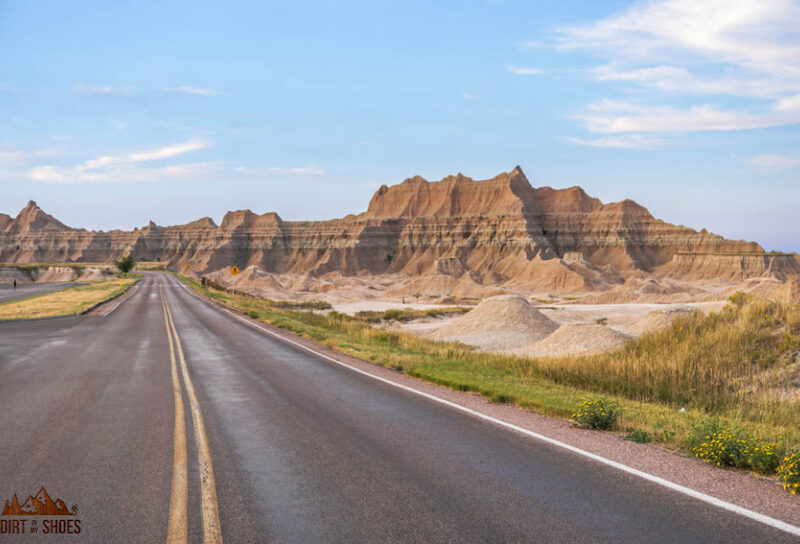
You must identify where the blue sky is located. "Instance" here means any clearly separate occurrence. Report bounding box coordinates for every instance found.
[1,0,798,250]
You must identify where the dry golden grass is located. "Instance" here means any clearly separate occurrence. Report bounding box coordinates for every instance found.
[177,273,800,456]
[0,278,138,320]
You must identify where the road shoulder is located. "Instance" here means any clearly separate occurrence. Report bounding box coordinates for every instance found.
[172,274,800,530]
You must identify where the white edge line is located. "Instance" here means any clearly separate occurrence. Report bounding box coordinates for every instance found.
[103,280,142,316]
[169,274,800,538]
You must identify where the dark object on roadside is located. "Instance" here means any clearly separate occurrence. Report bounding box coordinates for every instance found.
[201,276,206,286]
[13,279,16,289]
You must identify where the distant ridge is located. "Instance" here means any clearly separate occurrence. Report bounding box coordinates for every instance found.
[1,167,792,290]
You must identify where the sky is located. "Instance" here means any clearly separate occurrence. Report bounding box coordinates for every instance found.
[0,0,798,250]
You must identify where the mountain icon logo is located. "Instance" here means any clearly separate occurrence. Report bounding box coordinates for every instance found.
[2,487,77,516]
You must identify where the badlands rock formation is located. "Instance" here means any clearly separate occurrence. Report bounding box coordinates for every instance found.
[1,167,794,294]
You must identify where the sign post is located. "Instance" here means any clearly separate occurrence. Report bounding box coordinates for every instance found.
[230,266,240,295]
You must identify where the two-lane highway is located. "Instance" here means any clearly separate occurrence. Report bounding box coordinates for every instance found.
[0,272,797,543]
[0,281,78,304]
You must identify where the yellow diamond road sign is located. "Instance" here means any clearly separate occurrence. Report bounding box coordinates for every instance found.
[230,266,240,276]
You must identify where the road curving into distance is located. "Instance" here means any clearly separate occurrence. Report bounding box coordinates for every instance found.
[0,271,797,543]
[0,281,78,304]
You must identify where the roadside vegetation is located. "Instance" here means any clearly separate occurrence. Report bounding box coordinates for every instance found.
[0,278,138,320]
[177,273,800,490]
[355,306,470,323]
[0,262,107,270]
[115,255,135,275]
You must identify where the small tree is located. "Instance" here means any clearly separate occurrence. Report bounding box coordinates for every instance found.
[115,255,135,275]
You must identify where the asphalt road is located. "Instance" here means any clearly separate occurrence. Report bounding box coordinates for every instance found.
[0,282,78,304]
[0,272,796,543]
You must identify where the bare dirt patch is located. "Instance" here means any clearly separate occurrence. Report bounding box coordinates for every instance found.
[427,295,558,351]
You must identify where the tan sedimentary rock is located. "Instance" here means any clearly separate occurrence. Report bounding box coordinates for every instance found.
[0,168,786,294]
[657,252,800,281]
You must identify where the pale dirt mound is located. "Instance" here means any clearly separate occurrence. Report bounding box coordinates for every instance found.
[723,277,783,299]
[76,267,110,281]
[624,307,695,337]
[386,272,507,300]
[513,324,629,358]
[33,266,77,282]
[571,277,712,304]
[207,265,306,300]
[720,276,800,304]
[769,276,800,304]
[427,295,558,351]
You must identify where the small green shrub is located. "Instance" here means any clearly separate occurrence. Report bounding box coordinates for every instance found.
[689,420,784,474]
[742,438,784,475]
[271,300,332,310]
[728,291,749,307]
[690,424,747,468]
[625,429,651,443]
[572,397,620,430]
[778,451,800,495]
[354,311,382,323]
[489,392,515,404]
[115,255,135,274]
[247,310,259,319]
[382,309,408,321]
[595,317,608,326]
[687,418,723,450]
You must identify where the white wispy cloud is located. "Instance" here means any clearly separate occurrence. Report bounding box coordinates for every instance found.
[505,65,543,75]
[28,139,213,183]
[563,134,662,149]
[741,153,800,171]
[163,86,219,96]
[268,166,325,175]
[0,147,67,173]
[550,0,800,136]
[575,99,800,134]
[74,85,135,97]
[591,64,800,98]
[776,94,800,112]
[555,0,800,81]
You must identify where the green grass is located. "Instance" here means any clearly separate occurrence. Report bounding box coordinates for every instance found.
[272,300,332,310]
[0,262,105,269]
[175,273,800,473]
[354,306,470,323]
[0,277,139,320]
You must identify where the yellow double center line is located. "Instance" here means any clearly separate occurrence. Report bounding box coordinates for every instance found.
[160,281,223,544]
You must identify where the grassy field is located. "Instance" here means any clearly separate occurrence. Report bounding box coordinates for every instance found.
[177,273,800,471]
[354,306,470,322]
[0,278,139,320]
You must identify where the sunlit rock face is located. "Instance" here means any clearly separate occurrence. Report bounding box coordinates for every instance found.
[0,168,779,292]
